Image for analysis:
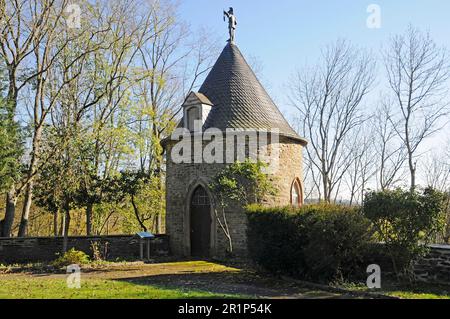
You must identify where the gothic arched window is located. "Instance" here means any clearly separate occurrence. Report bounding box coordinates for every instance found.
[290,179,302,207]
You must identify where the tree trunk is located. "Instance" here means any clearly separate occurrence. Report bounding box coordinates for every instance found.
[155,136,164,234]
[1,187,17,237]
[62,206,71,253]
[86,203,93,235]
[322,174,330,203]
[53,209,59,237]
[18,181,33,237]
[131,195,147,232]
[18,126,43,237]
[158,211,163,234]
[410,161,416,191]
[214,206,233,255]
[58,213,64,236]
[158,166,164,234]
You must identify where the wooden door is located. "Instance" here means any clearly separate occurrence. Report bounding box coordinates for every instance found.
[190,186,211,257]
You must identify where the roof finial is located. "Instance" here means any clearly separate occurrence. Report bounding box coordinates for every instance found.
[223,7,237,44]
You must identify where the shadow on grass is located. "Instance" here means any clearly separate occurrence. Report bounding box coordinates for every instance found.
[113,267,346,299]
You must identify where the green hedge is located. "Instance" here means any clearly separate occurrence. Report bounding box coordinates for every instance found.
[246,204,373,282]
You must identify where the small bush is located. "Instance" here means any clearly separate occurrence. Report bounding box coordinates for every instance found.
[302,205,373,282]
[363,187,446,277]
[246,205,306,276]
[90,241,109,261]
[246,203,373,283]
[52,248,90,268]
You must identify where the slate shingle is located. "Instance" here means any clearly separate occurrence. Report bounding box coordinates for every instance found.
[199,43,305,143]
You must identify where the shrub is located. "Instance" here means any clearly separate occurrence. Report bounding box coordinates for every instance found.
[301,205,373,282]
[52,248,90,268]
[363,187,446,278]
[246,205,306,276]
[246,203,373,283]
[90,241,109,261]
[436,193,450,244]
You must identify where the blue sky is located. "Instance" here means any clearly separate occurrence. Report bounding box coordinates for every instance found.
[179,0,450,108]
[178,0,450,161]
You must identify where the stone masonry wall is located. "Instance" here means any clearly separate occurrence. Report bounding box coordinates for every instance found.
[268,138,304,206]
[414,245,450,284]
[0,235,169,263]
[165,133,304,258]
[367,244,450,284]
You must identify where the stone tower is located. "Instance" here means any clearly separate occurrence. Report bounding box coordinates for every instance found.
[163,42,307,257]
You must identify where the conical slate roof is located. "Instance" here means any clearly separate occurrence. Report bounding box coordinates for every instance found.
[199,43,306,143]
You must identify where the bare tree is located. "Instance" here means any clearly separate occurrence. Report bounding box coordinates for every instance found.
[345,127,377,205]
[385,26,450,190]
[290,40,375,202]
[423,147,450,192]
[133,5,218,173]
[302,151,323,202]
[372,100,407,190]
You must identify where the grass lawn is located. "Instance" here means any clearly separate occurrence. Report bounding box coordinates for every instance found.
[385,284,450,299]
[7,259,448,299]
[340,281,450,299]
[0,261,248,299]
[0,260,347,299]
[0,276,244,299]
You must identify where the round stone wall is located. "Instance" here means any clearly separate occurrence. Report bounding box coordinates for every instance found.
[164,134,305,257]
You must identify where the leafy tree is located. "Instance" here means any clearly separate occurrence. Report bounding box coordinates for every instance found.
[33,127,92,243]
[363,187,446,278]
[209,159,276,255]
[0,81,23,236]
[0,97,22,194]
[102,171,164,233]
[1,0,215,237]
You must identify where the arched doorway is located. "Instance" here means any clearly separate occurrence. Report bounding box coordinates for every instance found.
[190,186,212,257]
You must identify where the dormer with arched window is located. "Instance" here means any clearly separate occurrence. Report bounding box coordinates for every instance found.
[182,92,213,132]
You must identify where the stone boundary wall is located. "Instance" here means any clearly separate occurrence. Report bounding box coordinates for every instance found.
[414,244,450,284]
[368,244,450,284]
[0,234,169,263]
